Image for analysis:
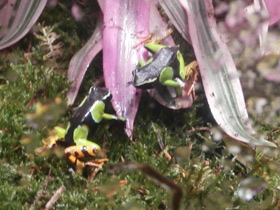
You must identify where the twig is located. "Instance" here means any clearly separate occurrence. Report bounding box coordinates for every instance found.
[112,163,182,210]
[152,123,188,177]
[270,129,280,135]
[44,185,66,210]
[88,162,105,182]
[186,126,210,136]
[30,173,54,210]
[120,155,125,163]
[152,123,165,150]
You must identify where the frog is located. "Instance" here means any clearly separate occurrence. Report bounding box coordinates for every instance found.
[132,42,199,109]
[42,87,125,170]
[132,43,186,90]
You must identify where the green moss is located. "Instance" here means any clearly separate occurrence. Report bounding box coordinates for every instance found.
[1,1,280,209]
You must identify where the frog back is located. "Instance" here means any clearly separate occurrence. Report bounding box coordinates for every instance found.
[133,46,179,89]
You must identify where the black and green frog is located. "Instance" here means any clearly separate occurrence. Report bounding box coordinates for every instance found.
[46,87,125,169]
[133,43,186,89]
[132,43,199,108]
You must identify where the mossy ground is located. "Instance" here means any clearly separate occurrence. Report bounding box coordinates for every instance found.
[1,1,280,210]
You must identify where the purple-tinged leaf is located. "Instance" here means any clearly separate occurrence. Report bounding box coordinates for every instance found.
[0,0,47,50]
[148,87,193,109]
[149,5,175,46]
[264,0,280,26]
[97,0,104,11]
[103,0,152,137]
[180,0,276,147]
[159,0,191,43]
[67,16,103,105]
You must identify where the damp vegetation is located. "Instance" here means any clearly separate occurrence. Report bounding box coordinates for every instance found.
[1,1,280,210]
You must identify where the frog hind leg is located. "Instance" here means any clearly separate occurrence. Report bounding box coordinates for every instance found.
[65,145,108,169]
[159,67,184,88]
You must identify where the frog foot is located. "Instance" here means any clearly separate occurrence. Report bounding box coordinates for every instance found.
[84,158,109,167]
[65,145,108,169]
